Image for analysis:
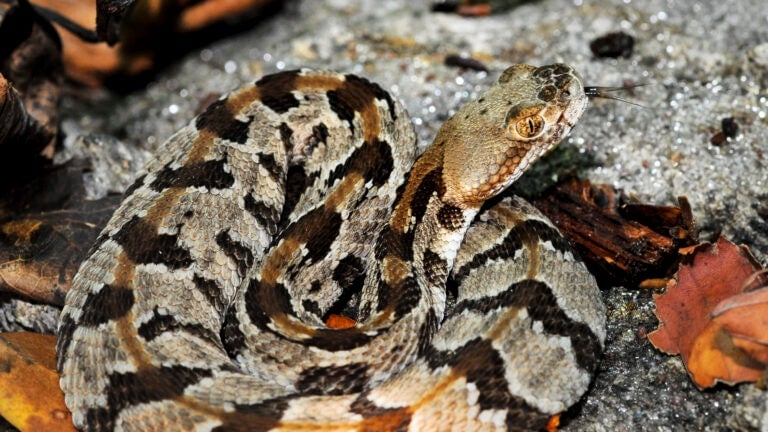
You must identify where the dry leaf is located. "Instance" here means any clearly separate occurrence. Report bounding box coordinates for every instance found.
[0,332,75,432]
[1,0,282,86]
[711,285,768,364]
[648,237,768,388]
[0,75,52,167]
[0,160,121,304]
[0,0,63,163]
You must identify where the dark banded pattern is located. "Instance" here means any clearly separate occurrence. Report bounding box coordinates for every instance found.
[86,366,213,431]
[452,217,576,283]
[148,158,238,191]
[111,215,192,268]
[452,279,601,371]
[58,66,604,432]
[215,229,255,278]
[196,98,253,144]
[255,71,301,114]
[192,274,225,311]
[137,307,220,345]
[296,363,370,395]
[221,306,247,358]
[244,194,281,235]
[78,284,134,327]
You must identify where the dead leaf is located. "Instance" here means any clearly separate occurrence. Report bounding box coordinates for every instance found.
[0,160,121,304]
[709,284,768,365]
[1,0,283,86]
[0,0,63,164]
[0,332,75,432]
[96,0,134,44]
[0,75,51,168]
[648,237,768,388]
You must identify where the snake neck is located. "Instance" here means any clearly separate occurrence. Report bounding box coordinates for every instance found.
[376,139,480,323]
[378,61,592,309]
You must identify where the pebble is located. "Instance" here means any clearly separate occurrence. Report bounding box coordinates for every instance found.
[590,31,635,59]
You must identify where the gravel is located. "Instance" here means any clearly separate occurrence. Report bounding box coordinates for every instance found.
[4,0,768,430]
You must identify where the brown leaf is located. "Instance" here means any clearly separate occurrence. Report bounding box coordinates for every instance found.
[112,0,283,84]
[648,237,768,388]
[9,0,283,86]
[0,75,51,164]
[710,285,768,364]
[0,160,120,304]
[0,0,63,164]
[96,0,135,44]
[0,332,75,432]
[10,0,125,87]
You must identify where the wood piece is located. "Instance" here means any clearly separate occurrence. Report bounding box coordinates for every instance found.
[533,177,696,287]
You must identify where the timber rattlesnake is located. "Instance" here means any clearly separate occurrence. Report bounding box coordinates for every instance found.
[57,63,606,431]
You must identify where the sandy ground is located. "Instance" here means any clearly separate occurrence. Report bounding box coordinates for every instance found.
[2,0,767,430]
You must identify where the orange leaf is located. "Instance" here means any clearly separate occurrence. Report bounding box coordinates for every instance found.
[711,286,768,364]
[0,332,75,432]
[648,237,768,388]
[686,322,765,389]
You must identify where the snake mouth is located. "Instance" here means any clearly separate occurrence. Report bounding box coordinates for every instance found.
[557,96,587,130]
[558,110,576,129]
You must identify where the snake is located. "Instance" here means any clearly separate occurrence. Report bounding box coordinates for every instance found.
[57,63,606,431]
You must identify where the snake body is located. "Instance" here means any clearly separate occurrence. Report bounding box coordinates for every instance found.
[57,63,605,431]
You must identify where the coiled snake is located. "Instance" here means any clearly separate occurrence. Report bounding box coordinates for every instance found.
[57,63,606,431]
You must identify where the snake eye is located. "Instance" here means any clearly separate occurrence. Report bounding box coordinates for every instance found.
[504,103,546,139]
[513,115,545,138]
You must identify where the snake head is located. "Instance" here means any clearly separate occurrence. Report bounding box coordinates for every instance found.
[441,63,588,207]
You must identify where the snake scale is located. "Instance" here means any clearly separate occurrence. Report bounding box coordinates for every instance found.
[57,63,606,431]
